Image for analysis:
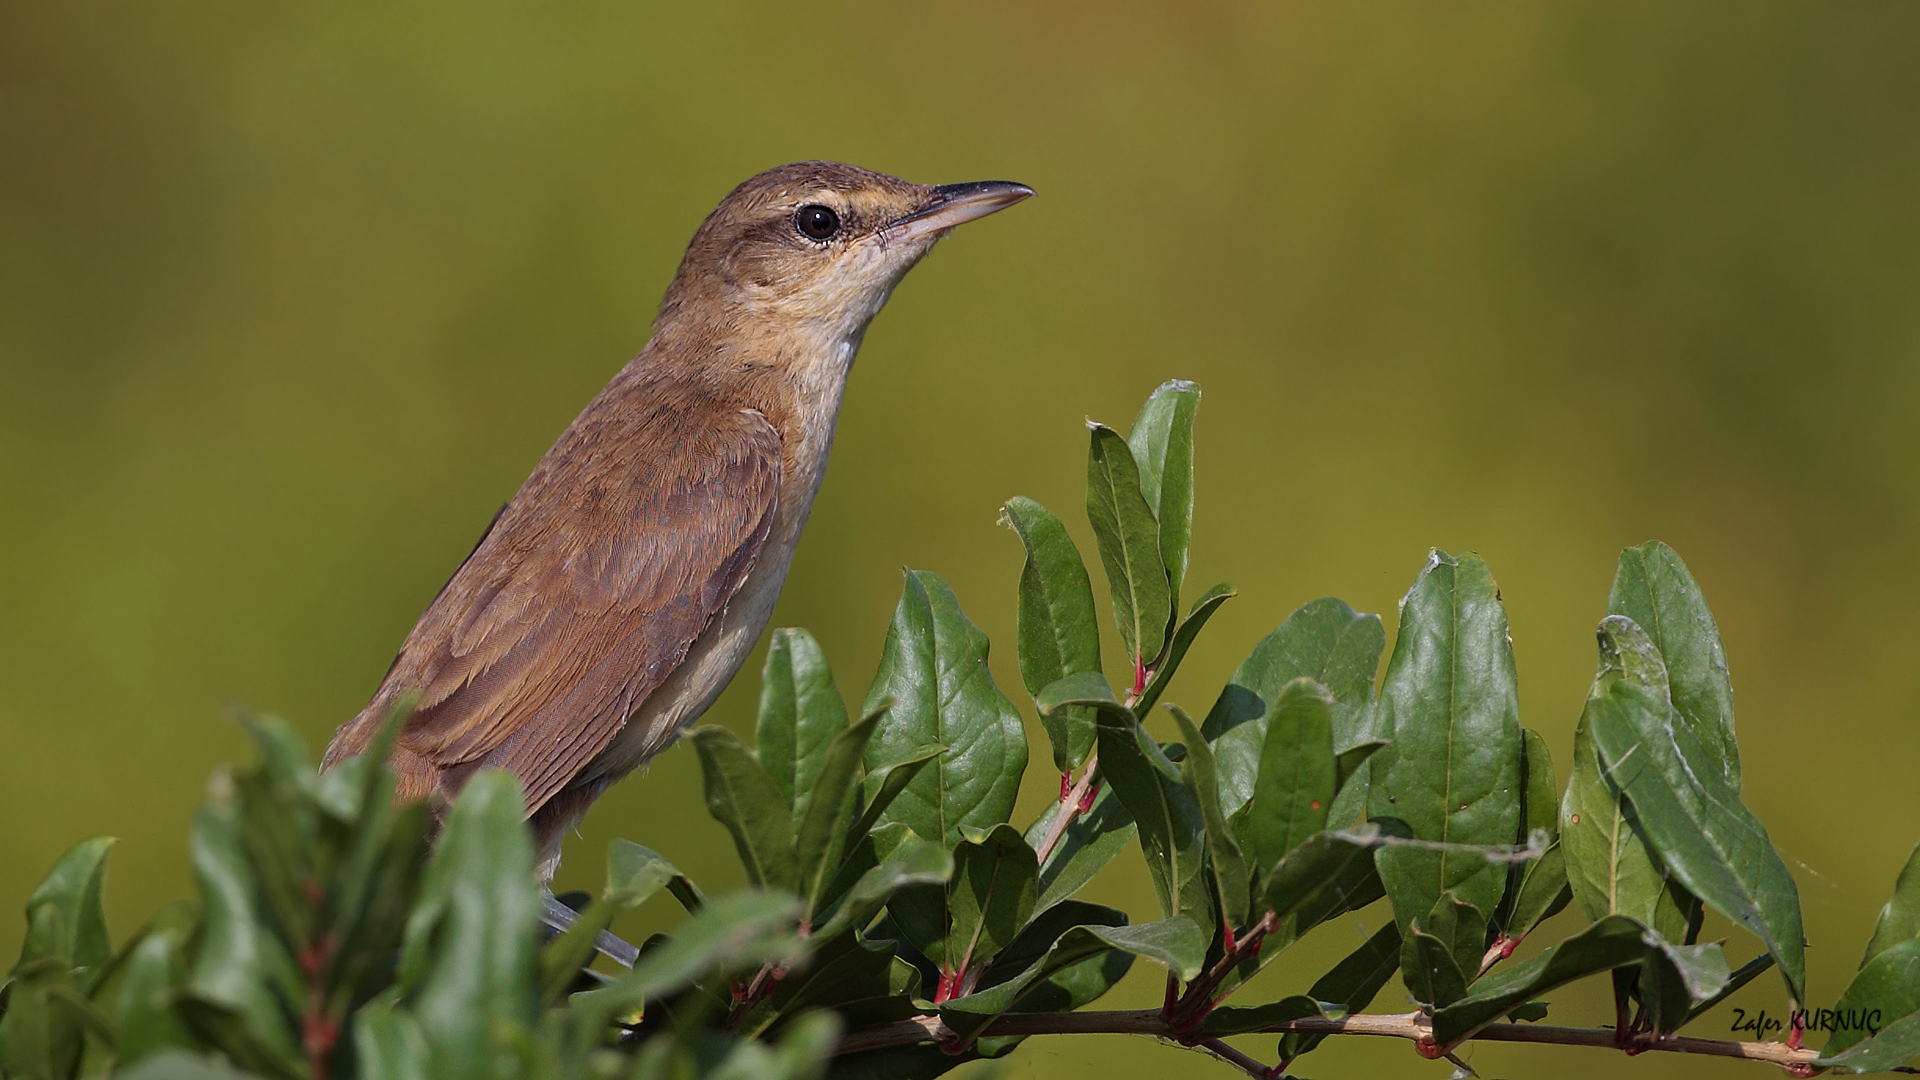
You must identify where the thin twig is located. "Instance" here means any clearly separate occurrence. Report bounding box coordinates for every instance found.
[833,1008,1825,1070]
[1034,749,1100,868]
[1197,1037,1276,1078]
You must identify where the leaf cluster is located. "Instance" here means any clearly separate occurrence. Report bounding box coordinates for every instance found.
[6,380,1920,1077]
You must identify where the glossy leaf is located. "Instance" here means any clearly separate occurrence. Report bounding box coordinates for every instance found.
[1033,671,1133,727]
[816,836,953,944]
[1025,783,1138,915]
[1001,496,1103,771]
[757,628,851,818]
[863,570,1028,851]
[946,825,1039,974]
[1560,617,1697,942]
[1863,840,1920,968]
[1367,550,1521,967]
[1169,705,1249,929]
[1685,951,1775,1025]
[1200,596,1385,746]
[1822,937,1920,1061]
[848,742,942,846]
[1237,678,1337,877]
[1126,378,1200,603]
[1277,922,1402,1062]
[1608,541,1740,791]
[1587,678,1806,1004]
[1432,914,1649,1046]
[1094,713,1209,925]
[1085,422,1171,668]
[16,836,115,985]
[795,705,888,920]
[408,770,540,1080]
[1133,583,1235,715]
[1406,893,1480,1007]
[691,726,797,892]
[1504,839,1572,944]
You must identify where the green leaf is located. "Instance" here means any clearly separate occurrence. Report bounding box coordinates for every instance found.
[1169,705,1249,929]
[1503,839,1572,944]
[945,825,1039,975]
[1200,596,1385,747]
[1133,583,1234,715]
[351,1001,431,1080]
[186,790,300,1069]
[1823,937,1920,1060]
[1085,422,1171,669]
[1257,827,1387,927]
[1407,892,1482,1007]
[691,725,798,892]
[1025,783,1138,915]
[1560,617,1697,942]
[1126,378,1200,604]
[1001,496,1103,772]
[796,704,889,921]
[1863,840,1920,968]
[1033,671,1133,726]
[848,743,942,848]
[566,892,807,1045]
[1201,995,1321,1037]
[1639,931,1730,1035]
[815,836,954,944]
[1496,729,1568,940]
[757,628,851,819]
[863,570,1029,851]
[407,770,540,1080]
[1367,550,1522,970]
[1685,951,1775,1025]
[1586,677,1806,1004]
[1432,914,1649,1046]
[1608,541,1740,792]
[1278,922,1402,1062]
[941,914,1207,1043]
[115,926,198,1066]
[15,836,115,986]
[605,840,702,912]
[1237,678,1337,879]
[1816,1011,1920,1074]
[1094,714,1209,926]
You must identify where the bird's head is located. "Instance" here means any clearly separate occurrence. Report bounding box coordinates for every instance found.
[654,161,1033,350]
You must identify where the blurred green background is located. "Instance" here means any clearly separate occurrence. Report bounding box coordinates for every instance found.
[6,3,1920,1076]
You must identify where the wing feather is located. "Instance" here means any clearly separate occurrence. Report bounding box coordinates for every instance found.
[325,386,781,816]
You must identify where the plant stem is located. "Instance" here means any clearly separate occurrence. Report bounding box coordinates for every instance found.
[833,1008,1824,1071]
[1034,749,1100,868]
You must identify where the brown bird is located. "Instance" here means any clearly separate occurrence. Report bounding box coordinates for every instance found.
[323,162,1033,887]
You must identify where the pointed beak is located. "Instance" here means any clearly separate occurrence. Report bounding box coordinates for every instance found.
[884,180,1035,243]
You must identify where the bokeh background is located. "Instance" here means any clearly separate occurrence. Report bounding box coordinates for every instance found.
[6,3,1920,1076]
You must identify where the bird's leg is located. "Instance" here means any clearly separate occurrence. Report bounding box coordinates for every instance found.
[540,889,641,968]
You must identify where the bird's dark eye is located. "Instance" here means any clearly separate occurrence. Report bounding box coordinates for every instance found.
[795,204,840,241]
